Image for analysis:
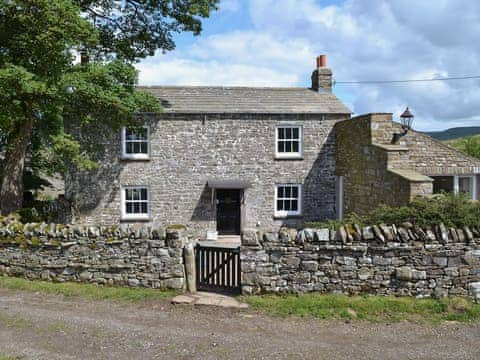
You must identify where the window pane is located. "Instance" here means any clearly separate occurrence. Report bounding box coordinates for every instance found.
[277,200,283,211]
[277,141,284,153]
[140,202,148,214]
[285,141,292,152]
[278,128,285,139]
[140,142,148,154]
[286,128,292,139]
[284,200,291,210]
[292,141,299,153]
[459,177,472,196]
[133,203,140,213]
[132,189,140,200]
[125,189,132,201]
[293,127,299,139]
[291,200,298,211]
[125,128,134,140]
[137,128,147,140]
[140,188,147,200]
[292,186,298,198]
[285,186,291,198]
[126,203,133,214]
[277,186,284,198]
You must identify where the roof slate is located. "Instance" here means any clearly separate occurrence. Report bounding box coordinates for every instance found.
[140,86,351,114]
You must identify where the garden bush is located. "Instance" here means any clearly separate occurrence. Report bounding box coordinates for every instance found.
[306,193,480,229]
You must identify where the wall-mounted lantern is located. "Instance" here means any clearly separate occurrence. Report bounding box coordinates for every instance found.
[392,107,414,144]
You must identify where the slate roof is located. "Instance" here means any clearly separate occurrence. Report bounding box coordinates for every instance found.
[140,86,351,114]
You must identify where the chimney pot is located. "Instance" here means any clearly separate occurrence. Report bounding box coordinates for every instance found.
[316,54,327,68]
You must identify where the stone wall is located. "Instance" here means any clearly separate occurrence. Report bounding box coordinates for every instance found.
[0,219,185,289]
[241,225,480,300]
[66,113,347,237]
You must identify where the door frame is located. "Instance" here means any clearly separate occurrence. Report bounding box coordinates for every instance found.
[215,188,243,235]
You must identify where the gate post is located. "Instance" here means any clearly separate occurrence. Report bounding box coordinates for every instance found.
[184,242,197,293]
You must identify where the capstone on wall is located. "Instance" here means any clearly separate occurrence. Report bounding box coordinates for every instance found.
[66,113,347,236]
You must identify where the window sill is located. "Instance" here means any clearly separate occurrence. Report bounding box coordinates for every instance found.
[273,214,303,220]
[120,155,150,161]
[274,155,303,161]
[120,217,151,222]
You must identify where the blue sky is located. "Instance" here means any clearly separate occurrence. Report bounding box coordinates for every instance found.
[136,0,480,131]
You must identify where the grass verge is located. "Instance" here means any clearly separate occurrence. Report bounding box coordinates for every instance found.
[245,294,480,323]
[0,276,179,303]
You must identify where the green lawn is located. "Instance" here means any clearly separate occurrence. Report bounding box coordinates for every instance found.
[0,276,179,303]
[246,293,480,323]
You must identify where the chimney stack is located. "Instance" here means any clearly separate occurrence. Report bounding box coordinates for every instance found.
[311,55,332,93]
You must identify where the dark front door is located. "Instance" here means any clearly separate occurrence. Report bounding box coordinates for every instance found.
[216,189,241,235]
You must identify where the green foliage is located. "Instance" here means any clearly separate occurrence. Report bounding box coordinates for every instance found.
[0,276,179,303]
[15,201,59,223]
[447,135,480,159]
[76,0,219,61]
[306,193,480,229]
[0,0,163,213]
[246,294,480,323]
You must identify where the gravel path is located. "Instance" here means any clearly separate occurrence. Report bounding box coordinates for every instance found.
[0,288,479,359]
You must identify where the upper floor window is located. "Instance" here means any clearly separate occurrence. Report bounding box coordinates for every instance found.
[276,125,302,159]
[275,184,302,217]
[121,186,149,220]
[122,126,149,160]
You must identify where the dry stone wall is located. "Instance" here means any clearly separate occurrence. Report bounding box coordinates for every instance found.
[0,219,185,289]
[241,224,480,301]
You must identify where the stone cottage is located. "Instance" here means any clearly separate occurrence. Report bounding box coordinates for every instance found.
[65,55,480,237]
[66,56,351,236]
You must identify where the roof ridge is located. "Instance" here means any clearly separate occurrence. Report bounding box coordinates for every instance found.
[138,85,318,91]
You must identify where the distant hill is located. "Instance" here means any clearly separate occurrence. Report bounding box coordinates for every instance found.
[425,127,480,141]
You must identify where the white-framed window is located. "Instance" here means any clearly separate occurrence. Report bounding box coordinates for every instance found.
[275,184,302,217]
[454,175,477,200]
[275,125,302,158]
[433,175,478,200]
[121,186,149,220]
[121,126,149,160]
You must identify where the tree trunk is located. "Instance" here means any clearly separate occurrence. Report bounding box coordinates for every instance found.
[0,118,34,215]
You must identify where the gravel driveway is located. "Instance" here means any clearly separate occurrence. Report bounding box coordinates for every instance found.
[0,288,479,359]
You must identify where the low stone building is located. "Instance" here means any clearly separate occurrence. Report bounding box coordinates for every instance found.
[335,113,480,217]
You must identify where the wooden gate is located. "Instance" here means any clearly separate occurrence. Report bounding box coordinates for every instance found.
[195,244,241,294]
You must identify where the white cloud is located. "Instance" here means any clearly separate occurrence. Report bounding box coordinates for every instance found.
[137,58,299,87]
[137,0,480,130]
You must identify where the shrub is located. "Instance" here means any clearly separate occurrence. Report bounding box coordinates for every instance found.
[14,200,60,223]
[306,193,480,229]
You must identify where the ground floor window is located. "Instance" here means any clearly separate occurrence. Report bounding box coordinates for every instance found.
[121,186,149,220]
[275,184,302,217]
[431,175,477,200]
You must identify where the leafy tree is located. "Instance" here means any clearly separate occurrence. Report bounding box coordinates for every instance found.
[0,0,217,214]
[0,1,160,214]
[447,135,480,160]
[76,0,219,61]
